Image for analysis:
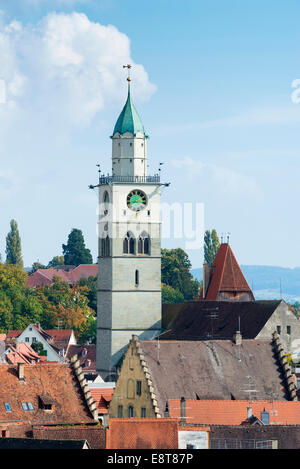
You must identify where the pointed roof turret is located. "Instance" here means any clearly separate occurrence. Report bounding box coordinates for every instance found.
[202,243,255,301]
[113,67,146,136]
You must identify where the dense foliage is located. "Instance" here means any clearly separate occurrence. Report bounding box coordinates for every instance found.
[161,248,200,301]
[62,228,93,266]
[0,263,96,344]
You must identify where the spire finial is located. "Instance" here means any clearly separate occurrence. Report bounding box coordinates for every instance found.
[123,64,132,85]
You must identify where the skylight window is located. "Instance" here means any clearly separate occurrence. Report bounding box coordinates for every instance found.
[22,402,34,411]
[4,403,11,412]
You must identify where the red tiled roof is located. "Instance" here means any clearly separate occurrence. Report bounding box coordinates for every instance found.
[106,419,179,449]
[27,265,97,288]
[204,243,254,300]
[68,265,98,283]
[0,363,95,432]
[33,425,105,449]
[5,343,41,365]
[90,388,114,414]
[168,400,300,426]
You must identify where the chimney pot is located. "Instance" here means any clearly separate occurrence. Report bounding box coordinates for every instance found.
[233,331,242,345]
[180,397,186,424]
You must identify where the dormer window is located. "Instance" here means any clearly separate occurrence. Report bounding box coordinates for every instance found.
[38,396,53,411]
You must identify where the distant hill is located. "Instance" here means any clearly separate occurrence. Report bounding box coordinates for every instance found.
[191,265,300,303]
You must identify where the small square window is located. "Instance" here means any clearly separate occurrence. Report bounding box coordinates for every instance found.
[27,402,34,411]
[4,403,11,412]
[32,337,37,343]
[25,337,29,342]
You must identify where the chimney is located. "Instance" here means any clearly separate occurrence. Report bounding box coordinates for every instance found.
[247,406,252,420]
[233,331,242,345]
[180,397,186,425]
[203,263,210,298]
[18,363,25,381]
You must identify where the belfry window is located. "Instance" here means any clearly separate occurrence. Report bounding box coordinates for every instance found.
[101,236,111,257]
[138,232,150,255]
[123,232,135,254]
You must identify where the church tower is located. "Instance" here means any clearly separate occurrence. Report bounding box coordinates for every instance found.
[96,67,162,380]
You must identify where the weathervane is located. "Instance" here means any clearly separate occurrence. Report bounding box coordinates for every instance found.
[123,64,132,83]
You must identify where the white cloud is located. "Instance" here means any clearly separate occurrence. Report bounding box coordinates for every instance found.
[0,12,156,129]
[171,156,261,199]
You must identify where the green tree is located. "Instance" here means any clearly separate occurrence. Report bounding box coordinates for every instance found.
[204,229,220,267]
[31,262,46,273]
[78,276,97,311]
[162,285,184,304]
[62,229,93,266]
[47,256,65,268]
[5,220,23,267]
[31,341,46,356]
[161,248,200,300]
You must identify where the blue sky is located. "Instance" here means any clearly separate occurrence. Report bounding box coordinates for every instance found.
[0,0,299,269]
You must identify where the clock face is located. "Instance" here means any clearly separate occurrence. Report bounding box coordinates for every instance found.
[127,190,147,211]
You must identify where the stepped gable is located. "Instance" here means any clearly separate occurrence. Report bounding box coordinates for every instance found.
[139,337,291,415]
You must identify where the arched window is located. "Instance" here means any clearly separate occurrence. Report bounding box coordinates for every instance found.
[101,236,110,257]
[101,238,106,257]
[128,405,134,418]
[137,232,150,255]
[103,191,109,214]
[105,236,110,256]
[135,270,139,286]
[123,232,135,254]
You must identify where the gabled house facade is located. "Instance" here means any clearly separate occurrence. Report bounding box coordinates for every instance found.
[6,324,75,363]
[109,332,297,419]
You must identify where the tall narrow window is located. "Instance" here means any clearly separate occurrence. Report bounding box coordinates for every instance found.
[136,380,142,395]
[123,232,135,255]
[137,232,150,255]
[141,407,146,418]
[103,191,109,215]
[128,405,134,418]
[117,405,123,418]
[135,270,139,286]
[105,236,110,256]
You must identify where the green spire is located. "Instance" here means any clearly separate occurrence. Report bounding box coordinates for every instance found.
[113,83,146,136]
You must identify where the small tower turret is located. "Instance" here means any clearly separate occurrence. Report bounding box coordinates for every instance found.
[111,65,148,178]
